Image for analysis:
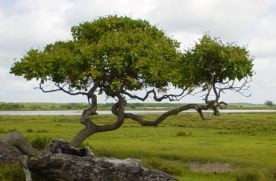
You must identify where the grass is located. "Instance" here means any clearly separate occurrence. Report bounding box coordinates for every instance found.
[0,164,25,181]
[1,113,276,180]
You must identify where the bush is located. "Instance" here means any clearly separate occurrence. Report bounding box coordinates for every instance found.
[26,128,33,133]
[176,131,192,137]
[264,100,273,106]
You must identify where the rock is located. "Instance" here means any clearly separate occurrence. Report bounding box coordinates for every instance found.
[1,131,38,157]
[30,140,176,181]
[0,132,34,181]
[39,139,93,157]
[0,139,23,164]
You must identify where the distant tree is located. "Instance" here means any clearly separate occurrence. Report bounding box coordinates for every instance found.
[264,100,273,106]
[10,16,254,147]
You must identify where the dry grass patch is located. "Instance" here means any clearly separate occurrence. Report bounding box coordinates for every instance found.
[190,162,233,173]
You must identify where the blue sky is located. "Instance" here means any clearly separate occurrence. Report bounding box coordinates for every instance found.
[0,0,276,104]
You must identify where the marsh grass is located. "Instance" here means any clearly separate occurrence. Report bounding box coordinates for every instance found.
[0,113,276,180]
[0,164,25,181]
[233,167,276,181]
[31,135,52,150]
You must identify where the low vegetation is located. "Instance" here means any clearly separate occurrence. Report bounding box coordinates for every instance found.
[1,102,276,111]
[1,113,276,180]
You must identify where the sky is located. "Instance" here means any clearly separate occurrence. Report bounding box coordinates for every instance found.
[0,0,276,104]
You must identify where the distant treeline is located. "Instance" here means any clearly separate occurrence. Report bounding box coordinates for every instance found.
[0,102,87,111]
[0,102,180,111]
[0,102,275,111]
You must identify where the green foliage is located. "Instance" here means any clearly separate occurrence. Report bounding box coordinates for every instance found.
[178,34,253,88]
[10,15,254,98]
[10,16,254,103]
[10,16,181,96]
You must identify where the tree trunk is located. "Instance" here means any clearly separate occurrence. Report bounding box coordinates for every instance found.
[70,95,126,147]
[69,127,95,147]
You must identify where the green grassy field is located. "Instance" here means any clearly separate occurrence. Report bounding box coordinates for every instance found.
[1,113,276,180]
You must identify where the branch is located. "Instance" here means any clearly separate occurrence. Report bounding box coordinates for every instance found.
[123,89,187,102]
[37,82,88,96]
[216,78,251,98]
[123,102,223,127]
[202,77,251,108]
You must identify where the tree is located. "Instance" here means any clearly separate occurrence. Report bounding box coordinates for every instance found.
[264,100,273,106]
[10,16,182,147]
[10,16,253,148]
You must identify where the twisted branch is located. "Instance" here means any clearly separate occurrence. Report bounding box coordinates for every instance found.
[123,89,186,102]
[120,100,226,127]
[37,82,88,96]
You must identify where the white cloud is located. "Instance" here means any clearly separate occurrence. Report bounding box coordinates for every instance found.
[0,0,276,103]
[149,0,268,39]
[62,0,156,27]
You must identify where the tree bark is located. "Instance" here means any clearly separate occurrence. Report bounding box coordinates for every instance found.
[69,127,95,148]
[70,95,126,147]
[124,103,220,126]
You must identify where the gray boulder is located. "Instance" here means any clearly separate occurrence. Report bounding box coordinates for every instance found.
[30,140,176,181]
[0,139,23,164]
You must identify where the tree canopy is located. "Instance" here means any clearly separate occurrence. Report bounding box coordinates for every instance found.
[179,35,253,105]
[10,16,254,147]
[11,16,181,97]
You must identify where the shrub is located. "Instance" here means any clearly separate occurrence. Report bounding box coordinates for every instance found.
[26,128,33,133]
[264,100,273,106]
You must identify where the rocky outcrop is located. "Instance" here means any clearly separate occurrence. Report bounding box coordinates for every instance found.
[29,140,176,181]
[0,139,23,164]
[1,134,175,181]
[0,132,33,181]
[1,131,38,157]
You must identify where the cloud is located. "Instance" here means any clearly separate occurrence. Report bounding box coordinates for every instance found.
[249,14,276,59]
[64,0,156,26]
[0,0,72,67]
[149,0,268,38]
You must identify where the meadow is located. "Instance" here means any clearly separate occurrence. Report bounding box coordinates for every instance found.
[1,113,276,180]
